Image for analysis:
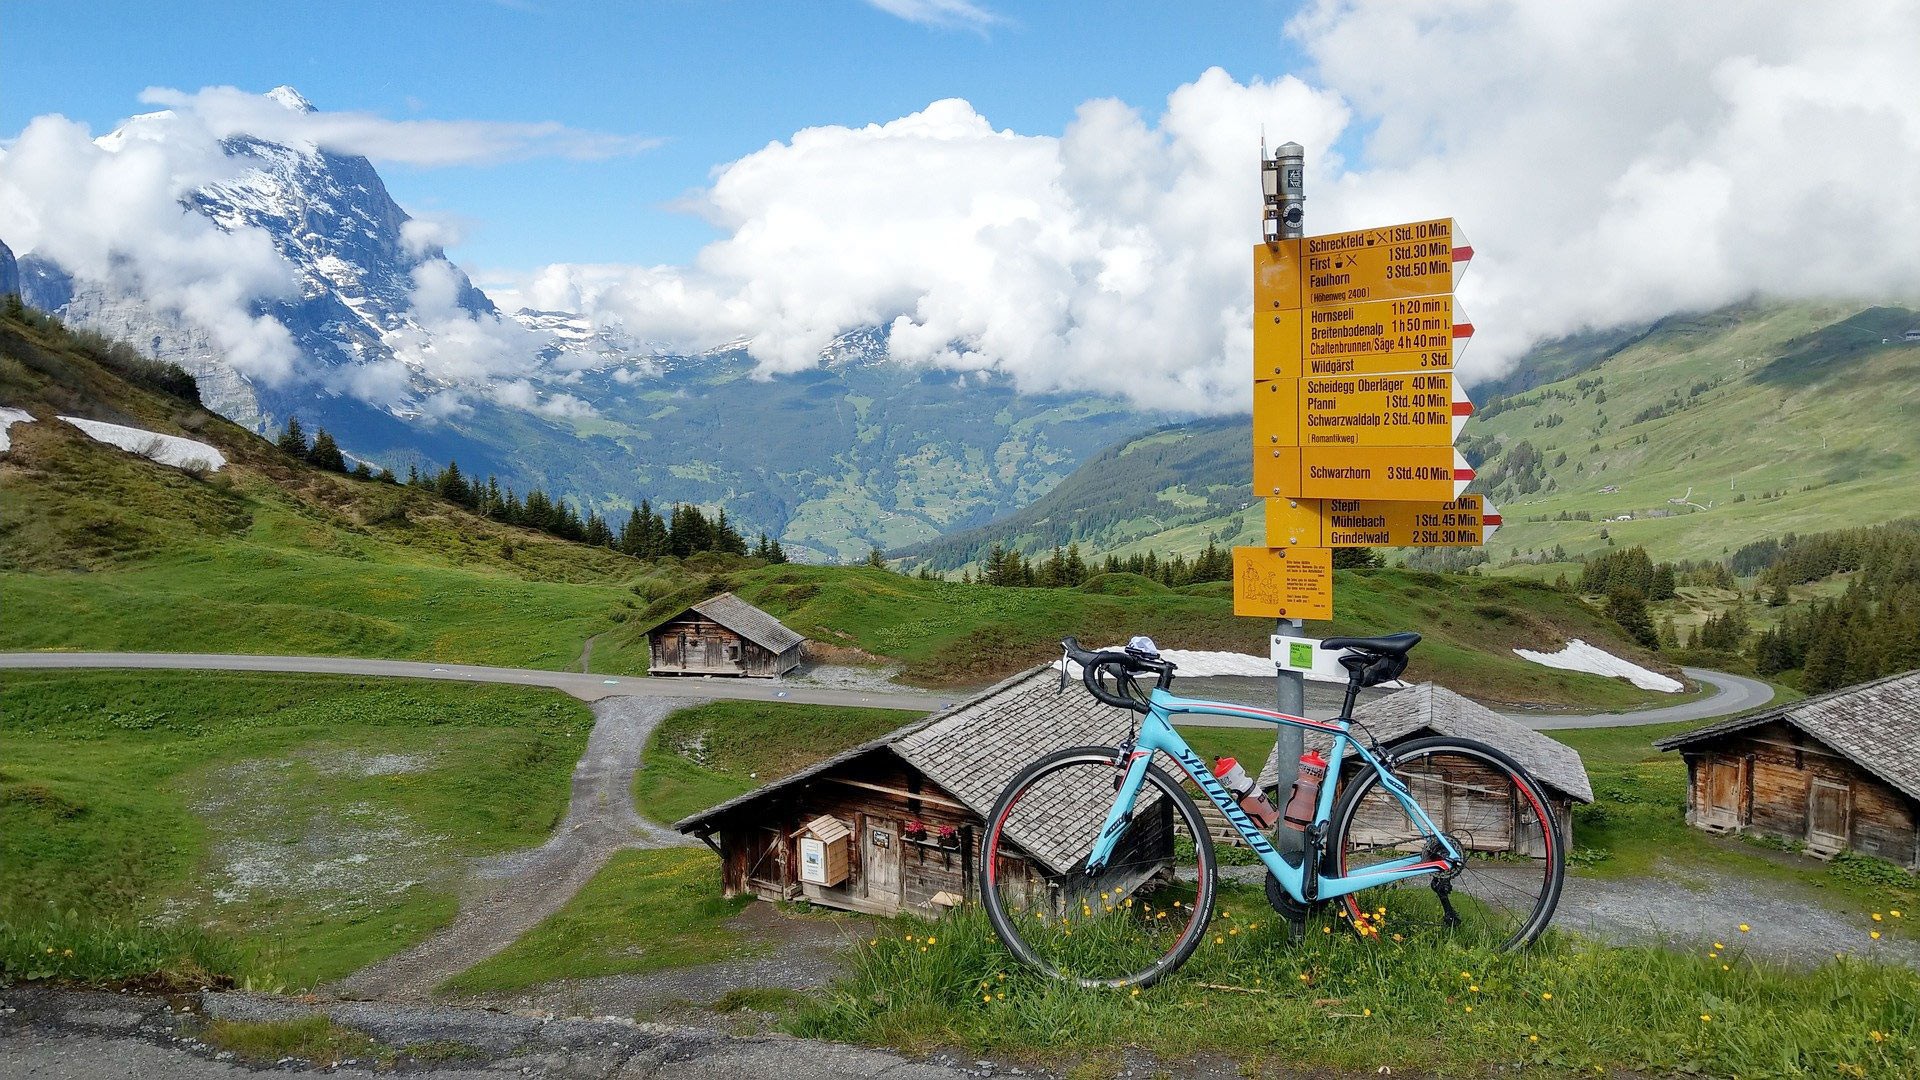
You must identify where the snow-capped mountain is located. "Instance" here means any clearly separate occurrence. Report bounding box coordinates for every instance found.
[4,87,1166,561]
[19,86,505,428]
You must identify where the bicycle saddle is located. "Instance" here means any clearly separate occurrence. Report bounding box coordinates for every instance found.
[1320,632,1421,656]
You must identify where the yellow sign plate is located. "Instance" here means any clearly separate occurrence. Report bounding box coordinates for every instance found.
[1254,241,1303,313]
[1299,445,1468,503]
[1303,218,1457,305]
[1265,495,1495,548]
[1233,545,1333,620]
[1300,371,1458,447]
[1253,379,1297,447]
[1253,307,1303,381]
[1305,295,1459,375]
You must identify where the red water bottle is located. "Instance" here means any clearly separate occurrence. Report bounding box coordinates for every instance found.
[1282,750,1329,831]
[1212,757,1278,829]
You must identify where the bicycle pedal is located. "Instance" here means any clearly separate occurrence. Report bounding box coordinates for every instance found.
[1287,916,1306,944]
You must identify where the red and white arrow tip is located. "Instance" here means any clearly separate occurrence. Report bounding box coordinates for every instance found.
[1452,448,1475,498]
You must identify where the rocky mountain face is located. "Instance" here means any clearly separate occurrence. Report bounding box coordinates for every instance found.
[0,238,18,298]
[4,88,1163,560]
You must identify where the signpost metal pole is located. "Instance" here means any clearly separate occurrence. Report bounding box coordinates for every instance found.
[1269,140,1307,857]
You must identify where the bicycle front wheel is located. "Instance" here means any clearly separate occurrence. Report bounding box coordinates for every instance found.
[1327,736,1565,950]
[979,746,1216,988]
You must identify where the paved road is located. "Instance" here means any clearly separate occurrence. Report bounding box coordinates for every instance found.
[1518,666,1774,730]
[0,652,1772,730]
[0,986,992,1079]
[0,651,950,711]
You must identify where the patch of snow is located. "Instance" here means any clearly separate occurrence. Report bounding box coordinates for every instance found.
[1513,639,1683,692]
[58,415,226,471]
[0,407,34,452]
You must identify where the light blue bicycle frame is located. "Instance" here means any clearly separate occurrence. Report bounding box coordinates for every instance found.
[1086,686,1462,903]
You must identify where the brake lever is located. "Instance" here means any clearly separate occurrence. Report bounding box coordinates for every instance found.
[1057,643,1070,694]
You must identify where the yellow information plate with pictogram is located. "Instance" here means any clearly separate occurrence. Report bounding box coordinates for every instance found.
[1299,370,1462,448]
[1232,545,1333,620]
[1304,295,1465,376]
[1265,494,1499,548]
[1302,218,1461,306]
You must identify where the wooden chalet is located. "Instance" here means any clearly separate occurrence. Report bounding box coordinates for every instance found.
[1654,670,1920,867]
[1257,683,1594,851]
[674,666,1151,918]
[647,592,804,678]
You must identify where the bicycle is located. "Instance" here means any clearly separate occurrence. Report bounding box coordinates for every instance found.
[979,634,1565,988]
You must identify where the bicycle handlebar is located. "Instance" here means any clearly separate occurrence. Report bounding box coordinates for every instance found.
[1061,636,1174,712]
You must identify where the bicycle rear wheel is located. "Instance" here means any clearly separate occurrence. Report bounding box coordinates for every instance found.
[1327,736,1565,950]
[979,746,1216,988]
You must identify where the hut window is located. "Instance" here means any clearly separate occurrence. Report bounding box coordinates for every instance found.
[797,815,852,887]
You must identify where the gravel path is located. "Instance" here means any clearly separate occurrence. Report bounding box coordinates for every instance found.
[327,696,692,1001]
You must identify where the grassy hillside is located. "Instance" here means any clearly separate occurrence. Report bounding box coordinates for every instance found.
[1468,302,1920,567]
[0,670,592,989]
[600,563,1692,710]
[911,302,1920,576]
[0,306,667,671]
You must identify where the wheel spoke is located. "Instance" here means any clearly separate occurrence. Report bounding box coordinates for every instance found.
[1330,740,1564,950]
[982,750,1215,987]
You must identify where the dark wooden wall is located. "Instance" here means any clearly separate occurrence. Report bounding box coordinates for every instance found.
[648,613,799,677]
[712,751,992,916]
[1679,720,1918,867]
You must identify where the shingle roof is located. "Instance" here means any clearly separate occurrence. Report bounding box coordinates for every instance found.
[1256,683,1594,804]
[673,665,1138,875]
[679,592,805,653]
[1653,669,1920,802]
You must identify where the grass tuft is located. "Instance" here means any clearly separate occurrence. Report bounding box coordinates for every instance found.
[791,902,1920,1077]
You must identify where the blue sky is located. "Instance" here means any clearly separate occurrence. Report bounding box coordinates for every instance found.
[1,0,1309,270]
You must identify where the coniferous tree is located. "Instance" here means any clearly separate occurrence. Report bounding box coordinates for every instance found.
[377,467,397,485]
[351,461,374,481]
[1605,587,1659,649]
[276,416,309,457]
[306,429,346,472]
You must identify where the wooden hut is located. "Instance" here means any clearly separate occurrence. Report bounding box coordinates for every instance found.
[674,666,1155,918]
[1654,670,1920,866]
[647,592,804,678]
[1257,683,1594,852]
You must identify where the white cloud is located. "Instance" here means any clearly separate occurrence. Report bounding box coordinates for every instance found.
[139,85,663,167]
[864,0,999,31]
[0,113,302,383]
[522,0,1920,410]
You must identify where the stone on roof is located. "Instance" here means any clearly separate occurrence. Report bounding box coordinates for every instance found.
[1257,683,1594,804]
[675,591,805,653]
[1654,669,1920,802]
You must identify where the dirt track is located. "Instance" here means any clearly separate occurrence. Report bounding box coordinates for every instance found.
[327,696,692,1000]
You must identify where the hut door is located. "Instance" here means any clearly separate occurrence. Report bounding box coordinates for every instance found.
[861,815,902,908]
[1699,759,1745,830]
[1807,778,1850,854]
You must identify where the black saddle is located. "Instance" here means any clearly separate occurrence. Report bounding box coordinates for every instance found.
[1322,632,1421,687]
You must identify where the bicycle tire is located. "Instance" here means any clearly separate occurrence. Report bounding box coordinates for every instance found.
[979,745,1217,988]
[1326,735,1566,950]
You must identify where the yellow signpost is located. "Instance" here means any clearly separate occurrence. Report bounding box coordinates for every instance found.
[1264,495,1501,548]
[1238,146,1484,630]
[1298,370,1466,447]
[1301,217,1464,305]
[1232,545,1333,620]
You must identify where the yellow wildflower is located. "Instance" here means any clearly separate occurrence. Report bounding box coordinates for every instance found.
[1541,992,1553,1001]
[1870,931,1881,940]
[927,936,936,945]
[1738,923,1750,932]
[1700,1014,1712,1023]
[1873,913,1884,922]
[1529,1035,1539,1044]
[1362,1008,1372,1017]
